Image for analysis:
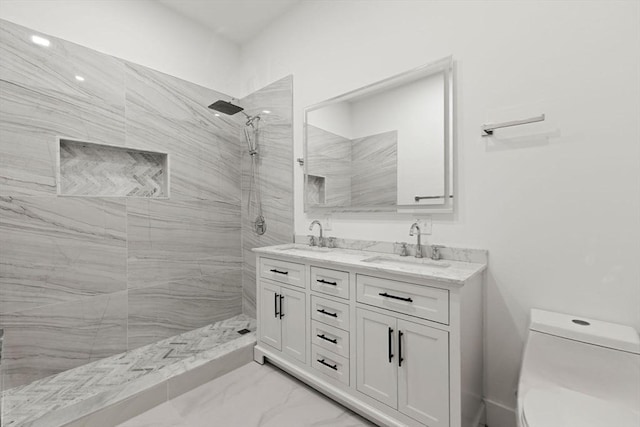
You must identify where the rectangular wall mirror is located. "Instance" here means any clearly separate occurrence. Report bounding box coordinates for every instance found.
[304,56,454,213]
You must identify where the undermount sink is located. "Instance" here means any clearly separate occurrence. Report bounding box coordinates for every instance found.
[361,255,450,268]
[276,244,332,253]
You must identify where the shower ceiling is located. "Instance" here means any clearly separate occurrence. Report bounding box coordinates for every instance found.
[157,0,301,44]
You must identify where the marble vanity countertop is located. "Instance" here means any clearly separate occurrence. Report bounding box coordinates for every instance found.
[253,244,487,286]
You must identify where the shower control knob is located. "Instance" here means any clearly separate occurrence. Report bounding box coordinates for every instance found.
[255,216,267,235]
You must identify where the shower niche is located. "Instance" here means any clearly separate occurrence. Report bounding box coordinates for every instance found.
[305,174,326,205]
[57,138,169,198]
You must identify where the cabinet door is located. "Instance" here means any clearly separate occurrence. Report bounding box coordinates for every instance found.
[356,308,397,408]
[397,319,449,427]
[259,282,281,351]
[280,287,306,363]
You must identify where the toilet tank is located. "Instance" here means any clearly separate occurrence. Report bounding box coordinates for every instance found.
[519,309,640,411]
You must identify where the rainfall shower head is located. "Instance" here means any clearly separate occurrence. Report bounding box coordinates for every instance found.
[208,100,244,115]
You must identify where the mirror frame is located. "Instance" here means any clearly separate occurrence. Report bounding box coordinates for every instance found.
[303,56,454,213]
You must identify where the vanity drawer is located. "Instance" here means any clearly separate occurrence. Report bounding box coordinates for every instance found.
[310,266,350,299]
[311,296,350,331]
[311,320,349,358]
[312,345,350,386]
[259,257,305,288]
[356,274,449,324]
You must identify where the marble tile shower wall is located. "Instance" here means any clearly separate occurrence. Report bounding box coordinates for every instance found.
[307,125,352,207]
[239,76,294,318]
[351,130,397,206]
[0,20,292,390]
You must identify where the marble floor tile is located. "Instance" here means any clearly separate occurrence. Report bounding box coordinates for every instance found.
[118,362,374,427]
[116,402,186,427]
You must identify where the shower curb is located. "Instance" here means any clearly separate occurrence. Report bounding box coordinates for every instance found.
[63,344,255,427]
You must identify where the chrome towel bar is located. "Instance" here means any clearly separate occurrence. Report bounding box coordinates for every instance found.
[481,114,545,136]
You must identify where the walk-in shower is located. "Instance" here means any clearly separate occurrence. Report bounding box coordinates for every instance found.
[209,99,267,235]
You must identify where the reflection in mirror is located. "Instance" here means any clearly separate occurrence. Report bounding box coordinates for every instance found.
[304,56,453,212]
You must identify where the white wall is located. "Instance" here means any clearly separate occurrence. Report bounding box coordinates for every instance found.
[307,101,353,138]
[0,0,240,95]
[240,1,640,426]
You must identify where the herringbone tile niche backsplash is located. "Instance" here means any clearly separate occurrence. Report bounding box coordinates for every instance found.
[58,139,168,197]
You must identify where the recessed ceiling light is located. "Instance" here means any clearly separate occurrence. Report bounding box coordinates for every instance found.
[75,75,85,82]
[214,113,220,117]
[31,35,50,47]
[262,110,271,114]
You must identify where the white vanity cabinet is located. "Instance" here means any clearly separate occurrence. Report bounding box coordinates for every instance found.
[356,308,449,427]
[259,282,306,362]
[253,245,486,427]
[258,258,307,363]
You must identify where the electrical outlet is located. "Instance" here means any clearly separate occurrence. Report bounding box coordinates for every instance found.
[416,217,432,235]
[323,215,332,231]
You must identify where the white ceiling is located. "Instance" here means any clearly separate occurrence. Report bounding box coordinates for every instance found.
[157,0,301,45]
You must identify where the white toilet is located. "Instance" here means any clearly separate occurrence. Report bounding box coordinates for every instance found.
[517,309,640,427]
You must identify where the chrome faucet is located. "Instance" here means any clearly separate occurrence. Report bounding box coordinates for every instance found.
[309,220,324,247]
[409,222,423,258]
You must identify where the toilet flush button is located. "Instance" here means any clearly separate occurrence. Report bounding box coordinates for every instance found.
[572,319,590,326]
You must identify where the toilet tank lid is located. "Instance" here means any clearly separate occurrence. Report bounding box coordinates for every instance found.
[530,309,640,354]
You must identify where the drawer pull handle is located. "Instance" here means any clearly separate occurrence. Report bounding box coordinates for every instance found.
[317,358,338,371]
[398,330,404,367]
[317,309,338,318]
[279,294,285,318]
[270,269,289,275]
[317,279,337,286]
[317,334,338,344]
[379,292,413,303]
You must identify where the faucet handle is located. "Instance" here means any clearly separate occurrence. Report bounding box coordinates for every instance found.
[399,242,408,257]
[431,245,445,260]
[308,235,317,246]
[326,237,336,248]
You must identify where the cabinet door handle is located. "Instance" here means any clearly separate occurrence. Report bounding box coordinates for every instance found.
[317,309,337,318]
[274,293,280,318]
[279,294,285,318]
[317,334,338,344]
[388,327,394,363]
[398,330,404,367]
[317,358,338,371]
[317,279,337,286]
[379,292,413,303]
[270,269,288,275]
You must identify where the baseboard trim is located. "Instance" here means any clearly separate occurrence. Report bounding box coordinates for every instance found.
[484,398,516,427]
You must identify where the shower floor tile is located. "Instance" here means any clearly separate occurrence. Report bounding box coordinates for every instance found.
[1,314,256,427]
[117,362,375,427]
